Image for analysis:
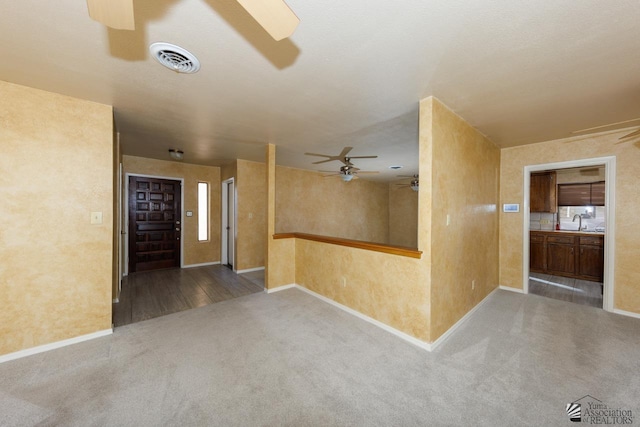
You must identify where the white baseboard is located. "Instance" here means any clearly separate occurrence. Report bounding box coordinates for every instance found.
[613,308,640,320]
[429,287,498,351]
[268,284,500,353]
[183,261,221,269]
[271,284,432,351]
[0,329,113,364]
[237,266,265,274]
[265,284,297,293]
[499,285,525,294]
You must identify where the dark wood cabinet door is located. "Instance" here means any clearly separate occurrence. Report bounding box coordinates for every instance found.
[530,235,546,272]
[530,172,556,212]
[579,245,604,281]
[546,243,575,276]
[129,176,181,273]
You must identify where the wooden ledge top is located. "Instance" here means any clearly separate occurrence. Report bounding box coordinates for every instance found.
[273,232,422,259]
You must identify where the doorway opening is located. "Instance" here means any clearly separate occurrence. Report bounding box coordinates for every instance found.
[221,178,236,271]
[523,156,616,312]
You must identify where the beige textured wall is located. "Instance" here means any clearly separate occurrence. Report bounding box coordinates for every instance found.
[122,156,221,266]
[275,166,390,243]
[221,161,236,182]
[427,98,501,339]
[500,132,640,313]
[236,160,266,270]
[295,240,429,340]
[556,166,605,184]
[388,183,418,247]
[0,81,113,356]
[266,144,296,289]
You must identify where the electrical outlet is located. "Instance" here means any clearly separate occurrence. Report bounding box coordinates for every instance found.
[446,214,451,226]
[341,277,347,288]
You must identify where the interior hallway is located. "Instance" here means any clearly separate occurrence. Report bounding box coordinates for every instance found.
[113,265,264,327]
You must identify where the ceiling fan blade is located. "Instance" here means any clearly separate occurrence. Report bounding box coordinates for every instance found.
[236,0,299,41]
[311,159,335,165]
[355,171,379,174]
[347,155,378,159]
[338,147,353,158]
[86,0,135,30]
[305,152,332,158]
[619,129,640,140]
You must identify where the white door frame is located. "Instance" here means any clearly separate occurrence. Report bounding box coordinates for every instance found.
[221,178,236,271]
[117,162,123,295]
[124,173,185,276]
[522,156,616,312]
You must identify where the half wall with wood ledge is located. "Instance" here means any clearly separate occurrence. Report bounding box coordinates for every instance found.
[271,232,429,343]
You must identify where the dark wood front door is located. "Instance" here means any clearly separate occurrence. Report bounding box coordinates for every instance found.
[128,176,181,273]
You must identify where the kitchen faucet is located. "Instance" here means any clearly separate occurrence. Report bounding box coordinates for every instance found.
[572,214,583,231]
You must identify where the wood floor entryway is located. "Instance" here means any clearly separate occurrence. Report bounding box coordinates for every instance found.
[529,272,602,308]
[113,265,264,327]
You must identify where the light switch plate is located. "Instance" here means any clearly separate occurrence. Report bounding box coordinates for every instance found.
[186,211,193,217]
[91,211,103,224]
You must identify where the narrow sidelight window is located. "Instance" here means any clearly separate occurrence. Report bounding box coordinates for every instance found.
[198,182,208,241]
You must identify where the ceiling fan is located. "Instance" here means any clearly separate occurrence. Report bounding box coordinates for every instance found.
[320,164,379,182]
[305,146,378,166]
[86,0,299,41]
[396,174,419,192]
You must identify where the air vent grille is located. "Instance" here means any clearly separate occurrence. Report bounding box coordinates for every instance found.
[149,42,200,74]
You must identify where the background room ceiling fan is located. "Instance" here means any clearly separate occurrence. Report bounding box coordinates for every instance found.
[86,0,299,40]
[320,164,379,182]
[396,174,419,192]
[306,146,379,182]
[305,146,378,166]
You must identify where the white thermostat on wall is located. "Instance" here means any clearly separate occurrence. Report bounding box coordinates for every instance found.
[502,204,520,213]
[186,211,193,217]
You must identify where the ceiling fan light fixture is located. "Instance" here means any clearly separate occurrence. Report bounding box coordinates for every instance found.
[169,149,184,161]
[341,173,354,182]
[410,180,419,192]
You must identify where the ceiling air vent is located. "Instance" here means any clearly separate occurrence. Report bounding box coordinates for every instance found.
[149,42,200,74]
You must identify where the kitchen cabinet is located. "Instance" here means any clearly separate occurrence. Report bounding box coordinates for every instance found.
[546,235,576,276]
[578,235,604,281]
[557,181,605,206]
[529,234,545,273]
[530,231,604,282]
[530,171,557,213]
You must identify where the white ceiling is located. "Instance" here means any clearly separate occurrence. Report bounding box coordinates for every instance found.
[2,0,639,181]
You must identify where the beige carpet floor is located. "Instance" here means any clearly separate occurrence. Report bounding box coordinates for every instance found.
[1,289,639,426]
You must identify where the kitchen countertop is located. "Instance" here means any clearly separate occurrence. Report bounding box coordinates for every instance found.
[530,229,605,236]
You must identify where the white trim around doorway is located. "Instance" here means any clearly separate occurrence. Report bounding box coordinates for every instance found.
[221,178,237,272]
[522,156,616,312]
[124,173,185,276]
